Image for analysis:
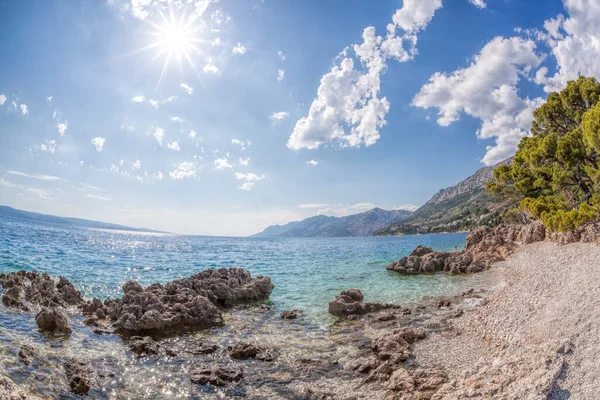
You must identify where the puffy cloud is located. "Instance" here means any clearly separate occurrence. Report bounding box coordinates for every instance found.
[153,171,164,181]
[278,51,286,61]
[214,157,232,169]
[7,170,60,181]
[315,202,377,217]
[91,137,106,152]
[231,139,250,150]
[203,64,220,74]
[413,36,543,165]
[20,104,28,115]
[121,123,135,132]
[297,203,329,209]
[189,129,197,139]
[394,204,420,212]
[238,157,251,166]
[307,160,319,166]
[277,69,285,82]
[57,122,68,136]
[167,141,181,151]
[235,172,265,181]
[149,99,159,108]
[131,95,145,103]
[0,94,6,105]
[172,116,184,123]
[239,182,255,191]
[288,0,442,150]
[232,43,247,55]
[133,160,141,170]
[180,83,194,95]
[468,0,486,9]
[169,162,196,180]
[270,111,289,121]
[40,140,56,154]
[86,194,112,201]
[152,126,165,146]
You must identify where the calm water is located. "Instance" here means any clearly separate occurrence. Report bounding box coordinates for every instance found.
[0,216,491,323]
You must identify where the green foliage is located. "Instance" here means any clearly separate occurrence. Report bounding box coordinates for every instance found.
[489,76,600,231]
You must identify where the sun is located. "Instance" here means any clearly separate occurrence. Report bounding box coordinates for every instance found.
[131,6,208,88]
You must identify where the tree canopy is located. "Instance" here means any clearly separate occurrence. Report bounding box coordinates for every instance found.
[486,76,600,231]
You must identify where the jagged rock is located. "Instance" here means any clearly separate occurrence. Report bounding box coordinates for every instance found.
[18,345,36,365]
[165,340,219,357]
[373,327,426,365]
[410,245,433,257]
[328,289,397,319]
[0,270,83,309]
[103,268,274,337]
[128,336,160,356]
[64,358,94,395]
[190,365,243,386]
[340,288,364,302]
[0,374,28,400]
[387,366,447,395]
[228,342,260,359]
[35,308,71,334]
[281,310,303,319]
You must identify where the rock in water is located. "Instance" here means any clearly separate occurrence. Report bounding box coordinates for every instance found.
[64,358,94,395]
[228,342,260,359]
[280,310,304,319]
[128,336,160,356]
[190,365,243,387]
[328,289,397,318]
[35,308,71,334]
[18,345,36,365]
[0,270,83,309]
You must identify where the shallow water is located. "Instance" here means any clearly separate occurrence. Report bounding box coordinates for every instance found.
[0,216,494,324]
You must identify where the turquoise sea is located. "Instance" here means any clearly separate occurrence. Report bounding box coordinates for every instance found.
[0,215,492,323]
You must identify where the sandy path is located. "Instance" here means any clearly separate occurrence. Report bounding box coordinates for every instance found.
[414,242,600,399]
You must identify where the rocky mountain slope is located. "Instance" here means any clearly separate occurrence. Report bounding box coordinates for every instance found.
[374,159,512,236]
[251,208,413,237]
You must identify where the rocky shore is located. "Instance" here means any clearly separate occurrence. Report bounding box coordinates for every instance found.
[1,221,599,399]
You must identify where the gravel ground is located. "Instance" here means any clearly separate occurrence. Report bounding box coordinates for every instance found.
[414,242,600,399]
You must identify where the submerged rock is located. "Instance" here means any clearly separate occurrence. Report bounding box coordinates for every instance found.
[35,308,71,334]
[190,365,243,387]
[64,358,94,395]
[228,342,260,359]
[18,345,36,365]
[101,268,274,337]
[128,336,160,356]
[328,289,397,319]
[280,310,304,319]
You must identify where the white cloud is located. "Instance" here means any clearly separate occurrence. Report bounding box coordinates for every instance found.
[132,160,141,170]
[0,95,6,105]
[169,162,197,180]
[413,36,543,165]
[153,171,164,181]
[232,43,247,55]
[121,123,135,132]
[307,160,319,166]
[288,0,442,150]
[235,172,265,181]
[270,111,289,121]
[40,140,56,154]
[239,182,255,191]
[214,157,232,169]
[46,96,53,103]
[0,177,18,188]
[91,137,106,152]
[180,83,194,95]
[394,204,420,212]
[149,99,159,108]
[172,116,183,123]
[277,69,285,82]
[131,95,145,103]
[231,139,250,150]
[315,202,377,217]
[86,194,112,201]
[23,188,53,201]
[152,126,165,146]
[278,50,286,61]
[298,203,329,209]
[189,129,197,139]
[57,122,68,136]
[167,141,181,151]
[238,157,251,166]
[7,170,60,181]
[469,0,486,9]
[20,104,28,115]
[204,64,221,74]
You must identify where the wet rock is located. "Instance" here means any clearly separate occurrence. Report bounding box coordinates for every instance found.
[0,270,83,309]
[436,300,451,308]
[340,289,364,302]
[18,345,36,365]
[190,365,243,386]
[280,310,304,319]
[329,290,397,319]
[128,336,160,356]
[35,308,71,334]
[103,268,274,337]
[228,342,260,359]
[410,245,434,257]
[0,374,28,400]
[64,358,94,395]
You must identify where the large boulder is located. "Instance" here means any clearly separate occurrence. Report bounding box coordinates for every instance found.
[35,308,71,334]
[64,358,94,395]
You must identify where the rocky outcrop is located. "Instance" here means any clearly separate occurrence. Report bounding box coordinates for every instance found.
[0,270,83,310]
[85,268,275,337]
[0,374,28,400]
[387,222,548,275]
[328,289,398,319]
[190,365,243,387]
[64,358,94,395]
[35,308,71,334]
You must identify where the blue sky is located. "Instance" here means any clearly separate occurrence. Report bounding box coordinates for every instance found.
[0,0,596,236]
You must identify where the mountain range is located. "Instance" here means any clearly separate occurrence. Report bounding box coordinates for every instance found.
[0,206,165,233]
[251,207,413,237]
